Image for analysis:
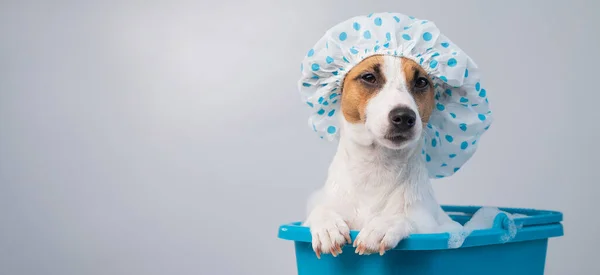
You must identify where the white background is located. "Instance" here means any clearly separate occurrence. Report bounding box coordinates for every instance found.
[1,0,597,274]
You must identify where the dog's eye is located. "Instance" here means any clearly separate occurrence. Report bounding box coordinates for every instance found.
[415,77,429,89]
[361,73,377,84]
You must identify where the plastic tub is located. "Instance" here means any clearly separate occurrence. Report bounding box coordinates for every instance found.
[277,205,564,275]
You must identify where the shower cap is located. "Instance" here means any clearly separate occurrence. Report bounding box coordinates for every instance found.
[298,12,493,179]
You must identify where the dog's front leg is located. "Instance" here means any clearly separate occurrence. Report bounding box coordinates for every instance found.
[353,215,414,256]
[303,206,352,259]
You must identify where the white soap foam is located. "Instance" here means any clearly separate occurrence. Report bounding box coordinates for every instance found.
[445,207,520,249]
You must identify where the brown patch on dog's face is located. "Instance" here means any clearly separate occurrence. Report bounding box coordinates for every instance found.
[400,57,435,124]
[341,55,386,123]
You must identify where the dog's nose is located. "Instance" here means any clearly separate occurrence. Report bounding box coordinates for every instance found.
[389,107,417,131]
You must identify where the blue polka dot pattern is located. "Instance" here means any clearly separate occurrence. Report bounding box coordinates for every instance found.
[297,12,493,179]
[374,17,382,26]
[327,126,336,134]
[447,58,457,67]
[423,32,432,41]
[436,103,445,111]
[430,60,438,69]
[461,141,468,150]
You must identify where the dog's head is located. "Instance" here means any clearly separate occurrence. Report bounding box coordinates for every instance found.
[341,55,435,150]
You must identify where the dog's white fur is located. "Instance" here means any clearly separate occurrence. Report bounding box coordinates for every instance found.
[303,56,462,257]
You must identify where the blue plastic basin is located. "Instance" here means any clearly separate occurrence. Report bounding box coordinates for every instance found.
[277,205,564,275]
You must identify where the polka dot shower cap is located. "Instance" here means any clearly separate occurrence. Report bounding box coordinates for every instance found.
[298,12,493,179]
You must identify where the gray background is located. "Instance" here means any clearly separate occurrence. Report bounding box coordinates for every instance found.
[0,0,597,274]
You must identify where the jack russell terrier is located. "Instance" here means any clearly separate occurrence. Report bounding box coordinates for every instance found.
[303,55,463,258]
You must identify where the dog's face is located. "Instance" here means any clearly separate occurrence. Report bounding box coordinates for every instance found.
[341,55,435,150]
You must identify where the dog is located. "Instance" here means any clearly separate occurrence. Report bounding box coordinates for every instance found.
[303,54,462,258]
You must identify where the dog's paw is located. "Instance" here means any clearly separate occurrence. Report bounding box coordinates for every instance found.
[305,213,351,259]
[353,216,413,256]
